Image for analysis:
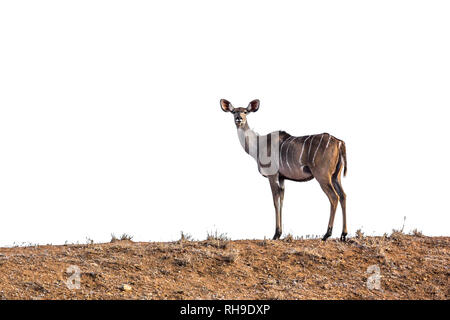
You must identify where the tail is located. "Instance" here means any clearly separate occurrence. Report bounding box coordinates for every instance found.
[339,141,347,177]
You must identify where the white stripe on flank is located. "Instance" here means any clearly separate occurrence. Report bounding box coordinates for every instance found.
[279,137,291,168]
[284,137,296,171]
[312,134,324,165]
[308,135,316,158]
[280,136,294,170]
[285,137,298,172]
[299,135,310,165]
[325,134,332,150]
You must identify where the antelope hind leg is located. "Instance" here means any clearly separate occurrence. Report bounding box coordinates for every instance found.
[318,180,340,241]
[332,159,347,241]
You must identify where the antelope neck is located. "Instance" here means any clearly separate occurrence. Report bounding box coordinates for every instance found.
[236,122,258,160]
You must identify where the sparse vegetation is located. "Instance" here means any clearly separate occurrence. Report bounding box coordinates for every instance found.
[390,229,404,240]
[110,233,118,243]
[120,233,133,241]
[283,233,294,243]
[355,229,364,239]
[0,229,447,300]
[411,229,423,237]
[204,230,230,249]
[179,231,193,242]
[110,233,133,243]
[206,230,229,242]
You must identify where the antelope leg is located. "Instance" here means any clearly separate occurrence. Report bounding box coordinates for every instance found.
[318,180,339,241]
[269,175,284,240]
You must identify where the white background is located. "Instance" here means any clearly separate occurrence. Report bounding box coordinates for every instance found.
[0,1,449,246]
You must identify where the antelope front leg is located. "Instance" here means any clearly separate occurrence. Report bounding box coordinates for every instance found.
[269,175,284,240]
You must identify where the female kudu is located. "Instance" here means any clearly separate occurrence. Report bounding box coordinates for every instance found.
[221,99,348,241]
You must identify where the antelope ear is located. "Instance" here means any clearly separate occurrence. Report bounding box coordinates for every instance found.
[220,99,234,112]
[247,99,260,112]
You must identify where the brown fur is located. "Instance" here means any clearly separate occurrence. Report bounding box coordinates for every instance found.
[221,99,348,241]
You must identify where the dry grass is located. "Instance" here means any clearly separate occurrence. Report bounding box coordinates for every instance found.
[0,234,448,300]
[283,234,294,243]
[110,233,133,243]
[179,231,193,242]
[206,230,229,242]
[411,229,424,237]
[355,229,365,239]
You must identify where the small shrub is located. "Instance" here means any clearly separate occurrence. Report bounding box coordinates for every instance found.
[120,233,133,241]
[180,231,193,241]
[110,233,133,242]
[355,229,364,239]
[110,233,118,243]
[206,230,229,241]
[205,230,229,249]
[390,229,404,240]
[283,234,294,243]
[411,229,423,237]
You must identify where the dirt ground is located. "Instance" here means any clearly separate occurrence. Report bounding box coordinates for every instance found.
[0,233,448,300]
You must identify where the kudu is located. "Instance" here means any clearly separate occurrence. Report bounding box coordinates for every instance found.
[220,99,348,241]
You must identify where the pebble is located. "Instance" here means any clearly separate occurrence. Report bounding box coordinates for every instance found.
[120,284,132,292]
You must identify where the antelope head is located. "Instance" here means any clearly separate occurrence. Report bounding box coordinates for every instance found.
[220,99,260,128]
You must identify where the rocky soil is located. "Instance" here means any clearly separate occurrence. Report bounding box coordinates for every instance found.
[0,233,448,299]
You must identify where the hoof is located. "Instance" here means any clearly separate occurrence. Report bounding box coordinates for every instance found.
[322,227,332,241]
[340,233,348,242]
[273,231,282,240]
[322,234,331,241]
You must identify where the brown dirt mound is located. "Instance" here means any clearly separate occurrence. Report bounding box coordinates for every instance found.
[0,234,448,300]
